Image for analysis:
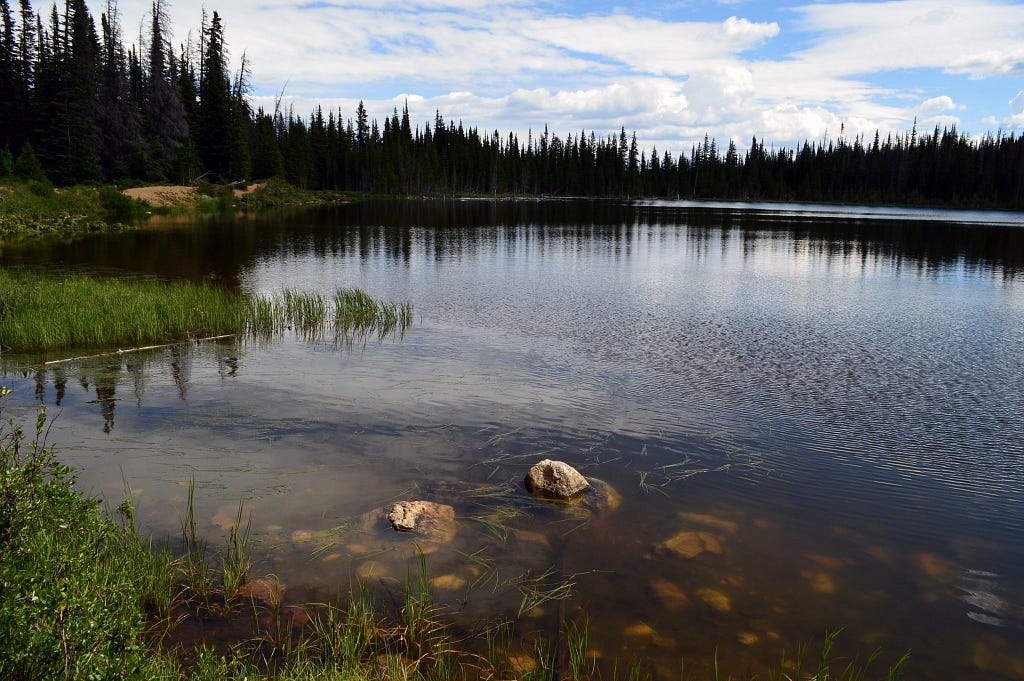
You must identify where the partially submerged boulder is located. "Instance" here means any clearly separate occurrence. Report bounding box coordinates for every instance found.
[386,500,457,544]
[577,477,621,516]
[524,459,590,500]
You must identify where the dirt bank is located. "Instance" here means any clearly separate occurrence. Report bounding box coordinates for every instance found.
[123,185,197,207]
[123,184,260,208]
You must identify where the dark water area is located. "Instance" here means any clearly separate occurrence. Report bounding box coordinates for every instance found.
[2,199,1024,679]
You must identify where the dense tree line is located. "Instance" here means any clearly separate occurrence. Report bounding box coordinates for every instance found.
[2,1,1023,208]
[0,0,248,185]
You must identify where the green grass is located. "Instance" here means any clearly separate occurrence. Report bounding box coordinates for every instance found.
[0,269,414,354]
[220,500,253,613]
[0,269,249,352]
[0,402,168,679]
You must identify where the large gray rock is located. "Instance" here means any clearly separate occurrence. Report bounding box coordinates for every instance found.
[386,501,457,544]
[524,459,590,500]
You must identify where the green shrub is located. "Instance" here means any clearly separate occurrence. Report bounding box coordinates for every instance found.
[96,185,148,220]
[26,178,54,198]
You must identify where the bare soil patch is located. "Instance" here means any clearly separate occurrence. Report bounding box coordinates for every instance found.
[233,182,260,199]
[123,185,197,207]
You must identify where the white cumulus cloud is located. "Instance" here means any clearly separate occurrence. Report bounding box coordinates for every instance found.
[95,0,1024,155]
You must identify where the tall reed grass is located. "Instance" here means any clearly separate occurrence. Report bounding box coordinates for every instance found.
[0,270,248,352]
[0,269,413,353]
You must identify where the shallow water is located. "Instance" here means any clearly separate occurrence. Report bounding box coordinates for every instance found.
[3,199,1024,679]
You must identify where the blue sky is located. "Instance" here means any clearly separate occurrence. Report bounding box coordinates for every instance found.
[104,0,1024,156]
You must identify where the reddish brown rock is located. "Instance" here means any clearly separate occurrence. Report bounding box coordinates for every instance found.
[241,575,286,607]
[386,500,457,544]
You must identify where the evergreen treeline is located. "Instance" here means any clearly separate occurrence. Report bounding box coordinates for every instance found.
[0,0,247,185]
[2,0,1023,208]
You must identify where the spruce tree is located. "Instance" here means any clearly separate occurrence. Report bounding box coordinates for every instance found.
[196,10,233,179]
[174,45,200,182]
[228,49,251,180]
[13,140,44,179]
[250,107,283,179]
[98,0,146,180]
[38,0,102,184]
[0,0,16,151]
[145,0,188,179]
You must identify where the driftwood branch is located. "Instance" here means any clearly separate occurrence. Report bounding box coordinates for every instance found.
[42,334,236,366]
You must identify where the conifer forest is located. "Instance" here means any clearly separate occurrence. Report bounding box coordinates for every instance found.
[2,0,1023,208]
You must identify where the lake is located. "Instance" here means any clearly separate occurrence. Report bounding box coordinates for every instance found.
[2,199,1024,679]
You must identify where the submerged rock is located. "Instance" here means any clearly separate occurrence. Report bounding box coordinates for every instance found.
[525,459,590,500]
[290,529,314,543]
[578,477,621,516]
[211,504,241,531]
[803,570,836,594]
[696,587,732,612]
[430,573,468,590]
[386,500,457,544]
[676,512,739,535]
[649,578,691,612]
[338,500,457,559]
[508,654,537,674]
[356,560,389,580]
[241,575,286,607]
[737,631,760,646]
[623,622,676,647]
[284,605,309,629]
[661,530,723,558]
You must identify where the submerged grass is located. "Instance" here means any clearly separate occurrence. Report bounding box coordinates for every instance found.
[1,399,911,681]
[0,268,413,354]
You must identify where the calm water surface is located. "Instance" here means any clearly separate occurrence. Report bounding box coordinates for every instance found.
[3,199,1024,679]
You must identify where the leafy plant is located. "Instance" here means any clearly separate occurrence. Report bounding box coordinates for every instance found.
[0,400,162,679]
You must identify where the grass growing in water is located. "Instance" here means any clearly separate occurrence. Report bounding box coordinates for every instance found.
[220,500,253,612]
[0,270,248,352]
[0,269,413,353]
[1,399,910,681]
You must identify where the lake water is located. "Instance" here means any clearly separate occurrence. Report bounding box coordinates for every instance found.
[2,199,1024,679]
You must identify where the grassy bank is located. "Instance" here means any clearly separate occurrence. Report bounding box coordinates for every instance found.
[0,269,412,354]
[0,401,909,681]
[0,181,147,242]
[0,401,169,678]
[0,178,349,244]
